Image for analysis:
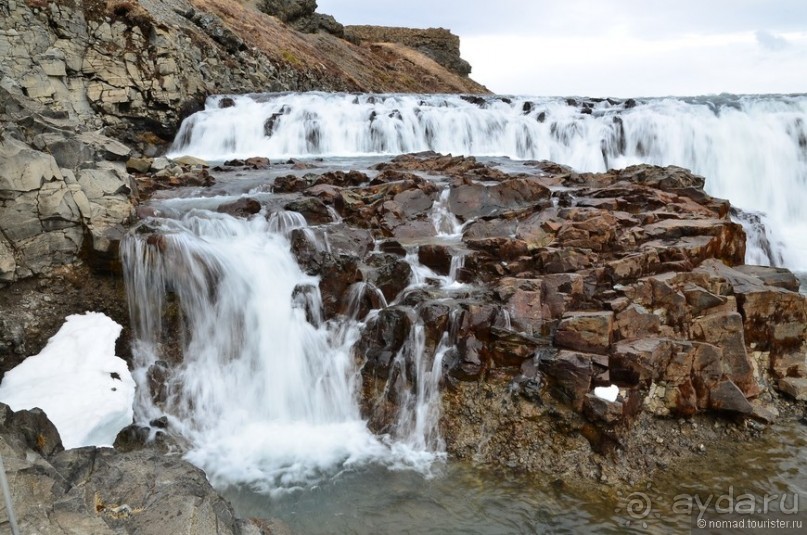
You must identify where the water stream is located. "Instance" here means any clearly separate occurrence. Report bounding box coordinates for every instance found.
[120,92,807,531]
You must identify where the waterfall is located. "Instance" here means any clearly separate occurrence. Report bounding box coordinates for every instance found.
[121,211,442,493]
[169,92,807,270]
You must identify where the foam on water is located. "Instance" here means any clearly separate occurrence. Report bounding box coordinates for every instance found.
[122,211,444,493]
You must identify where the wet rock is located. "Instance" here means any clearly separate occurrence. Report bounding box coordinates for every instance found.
[289,229,363,317]
[285,197,334,225]
[273,174,312,193]
[357,307,413,377]
[363,253,412,302]
[495,278,546,336]
[418,244,454,275]
[453,334,486,380]
[217,197,262,218]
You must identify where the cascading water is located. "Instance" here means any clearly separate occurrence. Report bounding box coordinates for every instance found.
[169,92,807,270]
[121,210,444,493]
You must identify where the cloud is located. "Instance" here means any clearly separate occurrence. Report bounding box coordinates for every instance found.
[316,0,807,96]
[318,0,807,38]
[756,30,789,51]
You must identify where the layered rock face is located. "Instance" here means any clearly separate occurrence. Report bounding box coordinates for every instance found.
[0,0,487,285]
[346,25,473,76]
[0,85,134,282]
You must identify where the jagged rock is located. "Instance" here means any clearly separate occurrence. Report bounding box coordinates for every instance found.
[285,197,334,225]
[778,377,807,401]
[554,311,614,354]
[708,380,753,414]
[583,393,624,424]
[541,350,594,411]
[691,311,758,395]
[126,157,153,174]
[363,253,412,303]
[357,306,413,377]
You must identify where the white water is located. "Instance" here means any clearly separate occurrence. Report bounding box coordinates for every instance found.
[122,211,443,493]
[170,92,807,270]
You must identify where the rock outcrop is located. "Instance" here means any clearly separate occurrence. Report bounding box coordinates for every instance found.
[0,0,487,285]
[0,84,134,282]
[346,25,473,77]
[258,0,344,36]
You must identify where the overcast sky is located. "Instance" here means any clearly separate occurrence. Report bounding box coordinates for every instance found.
[317,0,807,97]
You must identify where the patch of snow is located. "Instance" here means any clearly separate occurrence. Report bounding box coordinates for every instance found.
[0,312,135,449]
[593,384,619,402]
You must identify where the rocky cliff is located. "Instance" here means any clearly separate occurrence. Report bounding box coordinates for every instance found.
[345,25,473,77]
[0,0,488,286]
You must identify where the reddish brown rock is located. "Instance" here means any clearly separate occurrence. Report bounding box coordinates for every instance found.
[610,338,676,386]
[583,393,624,424]
[691,311,758,396]
[541,350,595,411]
[554,311,614,354]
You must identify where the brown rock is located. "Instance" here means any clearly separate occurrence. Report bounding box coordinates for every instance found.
[583,393,624,424]
[708,380,753,414]
[448,178,550,220]
[126,157,152,174]
[244,156,270,169]
[610,338,675,386]
[691,311,758,396]
[777,377,807,401]
[541,350,594,410]
[285,197,335,225]
[418,244,454,275]
[554,311,613,354]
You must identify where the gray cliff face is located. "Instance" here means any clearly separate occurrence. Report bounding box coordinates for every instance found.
[0,0,324,284]
[0,82,134,282]
[0,0,486,284]
[0,0,342,144]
